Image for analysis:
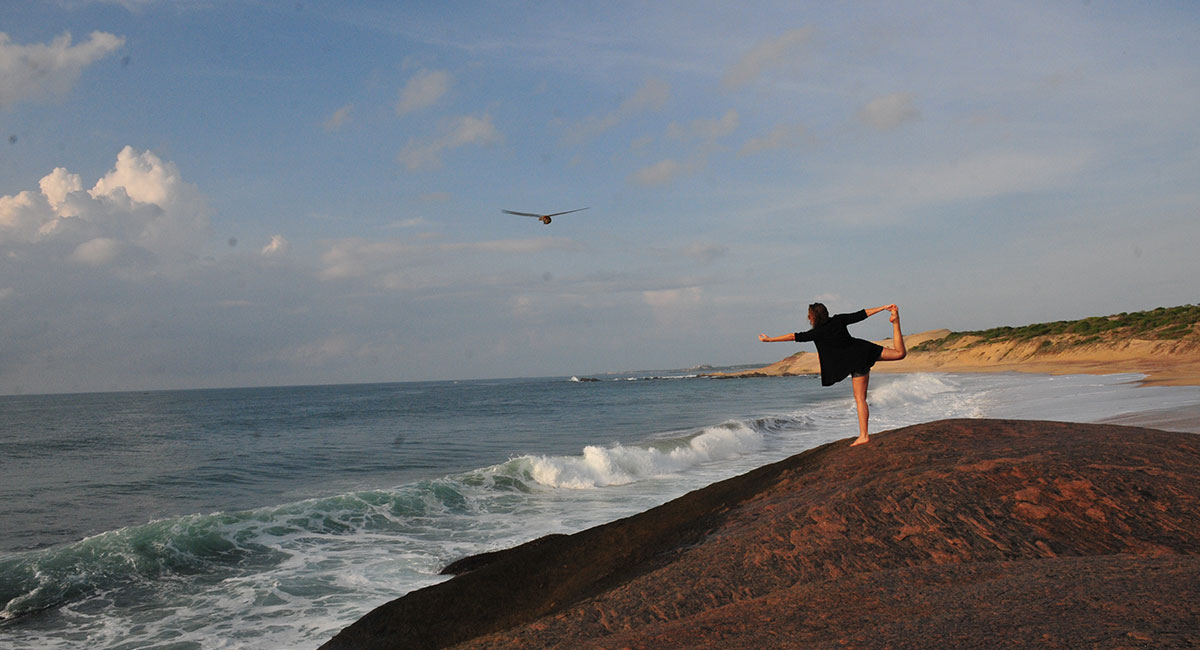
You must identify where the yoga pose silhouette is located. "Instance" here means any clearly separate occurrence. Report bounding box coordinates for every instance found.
[759,303,906,446]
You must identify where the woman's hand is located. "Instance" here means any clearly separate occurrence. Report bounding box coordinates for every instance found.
[759,333,771,342]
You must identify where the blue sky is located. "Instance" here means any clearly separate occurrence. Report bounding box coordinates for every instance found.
[2,1,1198,394]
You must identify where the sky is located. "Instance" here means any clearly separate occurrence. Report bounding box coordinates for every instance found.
[1,1,1198,394]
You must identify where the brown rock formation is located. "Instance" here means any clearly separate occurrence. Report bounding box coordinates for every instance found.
[319,420,1200,649]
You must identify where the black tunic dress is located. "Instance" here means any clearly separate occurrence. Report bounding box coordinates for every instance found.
[793,309,884,386]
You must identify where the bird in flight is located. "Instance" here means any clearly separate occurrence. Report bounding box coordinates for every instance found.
[502,207,589,225]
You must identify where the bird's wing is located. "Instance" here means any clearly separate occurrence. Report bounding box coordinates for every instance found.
[502,210,542,218]
[543,207,590,218]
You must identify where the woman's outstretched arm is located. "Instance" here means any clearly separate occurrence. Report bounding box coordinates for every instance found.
[759,333,795,343]
[864,304,897,318]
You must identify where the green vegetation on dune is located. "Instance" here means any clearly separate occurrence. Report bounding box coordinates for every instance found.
[912,305,1200,353]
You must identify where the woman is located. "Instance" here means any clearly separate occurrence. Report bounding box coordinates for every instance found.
[759,303,906,446]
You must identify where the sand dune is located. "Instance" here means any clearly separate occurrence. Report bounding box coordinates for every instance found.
[722,329,1200,386]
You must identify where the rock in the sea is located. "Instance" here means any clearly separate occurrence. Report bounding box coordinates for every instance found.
[319,419,1200,649]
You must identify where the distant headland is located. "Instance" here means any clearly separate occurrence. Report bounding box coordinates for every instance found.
[717,304,1200,386]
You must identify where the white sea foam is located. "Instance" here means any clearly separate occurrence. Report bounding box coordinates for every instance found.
[868,373,961,407]
[515,420,767,489]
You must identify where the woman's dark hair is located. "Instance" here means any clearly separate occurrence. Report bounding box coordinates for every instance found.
[808,302,830,327]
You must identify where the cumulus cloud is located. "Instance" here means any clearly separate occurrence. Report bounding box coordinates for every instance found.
[69,236,150,267]
[397,113,502,171]
[563,78,670,144]
[324,104,352,131]
[396,69,451,116]
[0,31,125,108]
[857,92,921,131]
[722,28,814,90]
[0,146,209,266]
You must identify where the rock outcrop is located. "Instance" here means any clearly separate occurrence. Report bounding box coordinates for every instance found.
[320,419,1200,649]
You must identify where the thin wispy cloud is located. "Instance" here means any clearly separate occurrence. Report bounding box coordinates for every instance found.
[397,113,502,171]
[667,109,739,143]
[396,69,452,116]
[740,122,809,156]
[630,158,692,187]
[317,236,579,283]
[563,78,670,145]
[857,92,921,131]
[804,148,1093,225]
[721,27,814,90]
[324,104,353,131]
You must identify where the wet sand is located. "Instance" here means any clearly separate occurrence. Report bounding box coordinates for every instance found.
[1097,403,1200,433]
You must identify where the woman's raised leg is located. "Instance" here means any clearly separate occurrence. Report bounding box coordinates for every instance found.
[879,306,907,361]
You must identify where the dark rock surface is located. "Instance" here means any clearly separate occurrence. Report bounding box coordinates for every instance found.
[319,419,1200,649]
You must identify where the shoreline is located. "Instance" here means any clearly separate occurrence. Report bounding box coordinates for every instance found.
[1096,402,1200,433]
[319,419,1200,649]
[714,328,1200,387]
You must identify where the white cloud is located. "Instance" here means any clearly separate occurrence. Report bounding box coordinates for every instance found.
[92,146,178,206]
[324,104,352,131]
[397,113,502,171]
[39,167,84,210]
[721,28,814,90]
[396,69,451,116]
[563,78,670,144]
[261,234,289,257]
[69,237,138,266]
[0,31,125,108]
[0,146,209,265]
[857,92,921,131]
[0,189,53,242]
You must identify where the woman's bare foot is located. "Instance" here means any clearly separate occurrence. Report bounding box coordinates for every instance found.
[850,435,870,446]
[889,306,899,323]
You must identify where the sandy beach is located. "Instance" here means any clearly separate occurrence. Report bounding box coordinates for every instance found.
[722,328,1200,388]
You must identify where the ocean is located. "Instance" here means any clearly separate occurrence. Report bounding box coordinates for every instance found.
[1,371,1197,649]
